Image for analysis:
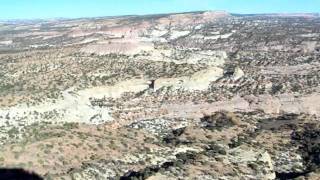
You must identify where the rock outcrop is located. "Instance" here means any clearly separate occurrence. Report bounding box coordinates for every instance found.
[154,67,224,91]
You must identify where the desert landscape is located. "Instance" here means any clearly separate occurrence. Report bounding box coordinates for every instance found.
[0,11,320,179]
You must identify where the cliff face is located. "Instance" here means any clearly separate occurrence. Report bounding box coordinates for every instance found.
[0,11,320,179]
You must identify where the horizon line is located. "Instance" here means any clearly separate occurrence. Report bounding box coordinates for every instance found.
[0,10,319,22]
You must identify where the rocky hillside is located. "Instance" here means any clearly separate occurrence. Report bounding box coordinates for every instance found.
[0,11,319,179]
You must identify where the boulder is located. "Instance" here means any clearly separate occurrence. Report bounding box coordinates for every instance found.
[233,67,245,81]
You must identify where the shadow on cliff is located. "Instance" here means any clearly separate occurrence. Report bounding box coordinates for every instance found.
[0,168,42,180]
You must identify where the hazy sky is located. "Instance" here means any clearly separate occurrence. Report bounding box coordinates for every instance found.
[0,0,319,20]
